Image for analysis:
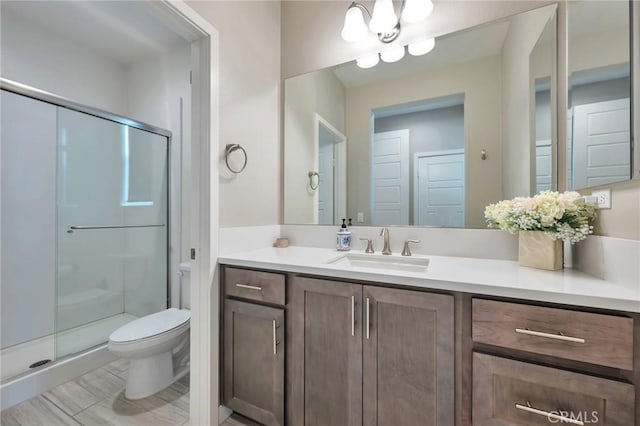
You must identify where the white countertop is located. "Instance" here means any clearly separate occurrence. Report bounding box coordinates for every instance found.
[218,246,640,313]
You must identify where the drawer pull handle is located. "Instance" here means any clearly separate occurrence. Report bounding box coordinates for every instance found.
[515,328,585,344]
[235,283,263,291]
[515,402,585,426]
[273,320,277,355]
[366,297,370,340]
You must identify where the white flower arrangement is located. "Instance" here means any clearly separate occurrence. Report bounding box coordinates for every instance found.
[484,191,597,244]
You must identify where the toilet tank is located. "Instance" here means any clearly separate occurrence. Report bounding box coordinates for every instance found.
[179,262,191,309]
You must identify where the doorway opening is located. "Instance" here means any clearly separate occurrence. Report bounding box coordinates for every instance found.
[370,95,465,226]
[314,114,347,225]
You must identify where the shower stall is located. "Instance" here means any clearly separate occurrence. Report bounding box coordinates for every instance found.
[0,80,170,391]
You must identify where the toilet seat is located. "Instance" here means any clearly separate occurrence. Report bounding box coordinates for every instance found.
[109,308,190,344]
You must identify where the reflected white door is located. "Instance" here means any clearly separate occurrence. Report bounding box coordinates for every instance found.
[572,98,630,188]
[318,127,334,225]
[371,130,410,225]
[414,150,465,227]
[535,140,552,193]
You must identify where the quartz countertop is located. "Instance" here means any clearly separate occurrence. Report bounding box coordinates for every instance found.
[218,246,640,313]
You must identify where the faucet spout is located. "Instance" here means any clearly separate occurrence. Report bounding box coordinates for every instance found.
[380,227,391,255]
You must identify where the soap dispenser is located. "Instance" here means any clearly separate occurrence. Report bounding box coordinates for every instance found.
[337,218,351,251]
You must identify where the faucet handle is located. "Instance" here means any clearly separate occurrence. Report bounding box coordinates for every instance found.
[360,238,375,254]
[401,240,420,256]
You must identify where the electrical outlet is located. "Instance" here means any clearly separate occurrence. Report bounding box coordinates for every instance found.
[357,212,365,223]
[591,188,611,209]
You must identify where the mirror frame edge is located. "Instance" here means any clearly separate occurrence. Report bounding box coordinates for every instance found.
[557,0,568,192]
[633,0,639,180]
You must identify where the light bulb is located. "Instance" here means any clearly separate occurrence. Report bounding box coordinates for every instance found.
[408,37,435,56]
[341,6,369,42]
[380,45,405,63]
[356,53,380,68]
[401,0,433,23]
[369,0,398,34]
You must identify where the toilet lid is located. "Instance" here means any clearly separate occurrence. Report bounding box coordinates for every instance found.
[110,308,190,343]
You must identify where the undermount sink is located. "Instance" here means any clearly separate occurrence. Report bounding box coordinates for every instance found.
[327,253,429,273]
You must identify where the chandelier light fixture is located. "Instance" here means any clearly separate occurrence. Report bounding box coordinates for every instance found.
[341,0,436,68]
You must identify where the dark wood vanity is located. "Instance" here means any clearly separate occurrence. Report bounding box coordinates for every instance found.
[220,264,639,425]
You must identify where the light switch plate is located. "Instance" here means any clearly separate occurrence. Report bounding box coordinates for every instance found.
[357,212,364,222]
[591,188,611,209]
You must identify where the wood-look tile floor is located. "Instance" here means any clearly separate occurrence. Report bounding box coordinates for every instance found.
[1,359,252,426]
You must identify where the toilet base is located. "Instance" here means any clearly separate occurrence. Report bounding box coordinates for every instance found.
[124,352,186,400]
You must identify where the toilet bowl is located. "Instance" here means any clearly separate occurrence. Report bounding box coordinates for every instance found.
[108,308,190,399]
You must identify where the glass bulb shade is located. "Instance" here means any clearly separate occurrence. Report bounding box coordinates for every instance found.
[380,45,405,63]
[341,6,369,42]
[401,0,434,23]
[408,37,435,56]
[356,53,380,68]
[369,0,398,33]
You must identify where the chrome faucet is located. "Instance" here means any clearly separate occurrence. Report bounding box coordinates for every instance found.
[380,227,391,255]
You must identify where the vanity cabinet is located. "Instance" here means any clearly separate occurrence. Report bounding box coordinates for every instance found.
[471,299,637,425]
[220,264,639,426]
[290,276,455,426]
[223,268,285,426]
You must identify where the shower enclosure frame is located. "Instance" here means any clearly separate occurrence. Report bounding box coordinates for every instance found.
[0,77,173,371]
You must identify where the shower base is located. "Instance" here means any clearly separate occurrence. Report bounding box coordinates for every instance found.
[0,313,136,410]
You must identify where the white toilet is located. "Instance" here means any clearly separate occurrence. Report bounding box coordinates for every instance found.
[108,263,192,400]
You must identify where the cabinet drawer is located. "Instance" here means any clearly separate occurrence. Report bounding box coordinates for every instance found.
[473,353,635,426]
[472,299,634,370]
[225,267,285,305]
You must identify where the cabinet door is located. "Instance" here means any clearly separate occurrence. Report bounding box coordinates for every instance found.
[291,277,363,426]
[363,286,454,426]
[224,299,284,426]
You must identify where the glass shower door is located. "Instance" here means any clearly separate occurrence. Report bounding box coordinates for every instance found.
[56,108,168,357]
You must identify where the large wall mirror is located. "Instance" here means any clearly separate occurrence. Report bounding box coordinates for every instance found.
[284,5,559,227]
[567,1,632,190]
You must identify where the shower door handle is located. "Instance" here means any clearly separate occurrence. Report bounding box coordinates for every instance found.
[68,224,165,233]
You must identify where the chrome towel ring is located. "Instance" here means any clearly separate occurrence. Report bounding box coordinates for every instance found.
[225,144,247,173]
[308,171,319,190]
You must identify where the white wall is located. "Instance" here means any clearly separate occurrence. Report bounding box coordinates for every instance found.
[284,68,345,224]
[345,55,502,228]
[0,8,128,115]
[125,47,192,306]
[187,1,281,227]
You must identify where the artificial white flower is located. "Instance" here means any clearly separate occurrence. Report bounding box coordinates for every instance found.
[485,191,597,244]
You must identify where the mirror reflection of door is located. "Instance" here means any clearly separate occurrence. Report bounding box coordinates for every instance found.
[371,129,410,225]
[414,150,465,227]
[535,140,553,193]
[572,98,630,188]
[315,115,346,225]
[317,125,335,224]
[372,98,465,226]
